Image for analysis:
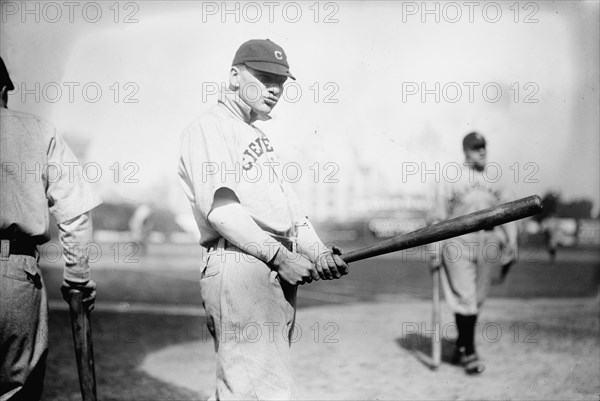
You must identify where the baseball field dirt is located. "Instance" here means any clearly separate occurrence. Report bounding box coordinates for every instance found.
[138,296,598,400]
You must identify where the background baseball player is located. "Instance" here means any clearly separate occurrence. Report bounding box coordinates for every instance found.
[0,57,101,400]
[178,39,349,399]
[129,203,154,256]
[429,132,518,375]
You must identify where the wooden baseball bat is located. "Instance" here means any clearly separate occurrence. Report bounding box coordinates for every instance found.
[68,290,98,401]
[341,195,543,263]
[431,266,441,369]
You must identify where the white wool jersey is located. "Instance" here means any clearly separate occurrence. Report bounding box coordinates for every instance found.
[178,92,303,246]
[433,162,513,221]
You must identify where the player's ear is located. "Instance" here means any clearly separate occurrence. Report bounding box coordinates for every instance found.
[229,66,241,91]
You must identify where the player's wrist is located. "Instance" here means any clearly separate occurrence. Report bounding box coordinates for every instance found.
[505,242,518,254]
[303,242,330,263]
[62,278,95,288]
[260,237,284,265]
[63,270,91,285]
[269,245,301,271]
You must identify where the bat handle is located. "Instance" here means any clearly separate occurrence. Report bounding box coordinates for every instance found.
[69,289,98,401]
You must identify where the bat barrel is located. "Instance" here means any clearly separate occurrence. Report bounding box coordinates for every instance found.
[342,195,542,264]
[69,289,98,401]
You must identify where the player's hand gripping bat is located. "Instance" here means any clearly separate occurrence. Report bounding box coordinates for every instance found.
[68,289,98,401]
[341,195,543,263]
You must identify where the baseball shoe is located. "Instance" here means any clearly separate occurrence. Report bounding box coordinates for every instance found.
[451,347,485,375]
[460,353,485,375]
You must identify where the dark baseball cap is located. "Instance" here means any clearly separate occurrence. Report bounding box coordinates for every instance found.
[463,132,486,150]
[232,39,295,80]
[0,57,15,91]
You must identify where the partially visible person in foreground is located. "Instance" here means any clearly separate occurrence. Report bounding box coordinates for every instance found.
[0,57,101,401]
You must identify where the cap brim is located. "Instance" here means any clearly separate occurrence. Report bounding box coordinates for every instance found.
[245,61,295,80]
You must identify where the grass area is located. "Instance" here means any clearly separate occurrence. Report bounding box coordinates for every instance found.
[44,310,207,401]
[40,244,600,309]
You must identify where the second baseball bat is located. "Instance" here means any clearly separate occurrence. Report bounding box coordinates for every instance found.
[69,289,98,401]
[342,195,542,264]
[431,265,441,369]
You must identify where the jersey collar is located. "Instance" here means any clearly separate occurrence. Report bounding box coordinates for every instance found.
[219,91,271,124]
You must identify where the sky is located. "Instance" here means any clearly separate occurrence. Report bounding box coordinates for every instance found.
[1,0,599,216]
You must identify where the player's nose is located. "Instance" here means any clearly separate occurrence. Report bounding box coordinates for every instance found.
[268,84,282,96]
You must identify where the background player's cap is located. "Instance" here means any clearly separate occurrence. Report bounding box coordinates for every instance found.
[0,57,15,91]
[463,131,486,150]
[232,39,295,80]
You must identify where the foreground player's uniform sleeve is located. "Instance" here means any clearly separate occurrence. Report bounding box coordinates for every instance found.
[43,121,101,283]
[45,123,102,224]
[207,198,283,263]
[179,119,242,220]
[58,212,94,283]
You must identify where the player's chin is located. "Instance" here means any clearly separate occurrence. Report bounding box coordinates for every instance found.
[250,102,272,115]
[262,98,278,111]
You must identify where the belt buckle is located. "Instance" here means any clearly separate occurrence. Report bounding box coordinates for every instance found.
[1,239,9,259]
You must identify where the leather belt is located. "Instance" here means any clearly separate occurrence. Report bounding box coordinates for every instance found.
[203,237,224,252]
[0,238,37,258]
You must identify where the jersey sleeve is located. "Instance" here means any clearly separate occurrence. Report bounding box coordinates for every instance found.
[178,119,241,219]
[45,123,102,224]
[58,212,94,283]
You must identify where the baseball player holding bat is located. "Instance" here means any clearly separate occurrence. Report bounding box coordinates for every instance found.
[429,132,518,375]
[0,57,101,401]
[178,39,349,399]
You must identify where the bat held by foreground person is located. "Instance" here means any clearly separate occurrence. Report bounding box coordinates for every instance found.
[68,289,98,401]
[342,195,543,264]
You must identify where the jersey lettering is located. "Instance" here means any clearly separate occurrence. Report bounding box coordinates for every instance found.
[242,136,275,170]
[448,181,503,213]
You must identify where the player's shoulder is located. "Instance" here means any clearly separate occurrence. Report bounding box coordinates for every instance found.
[1,107,49,123]
[0,108,56,138]
[181,104,227,138]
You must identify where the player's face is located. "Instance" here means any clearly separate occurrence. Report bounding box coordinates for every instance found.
[465,146,487,170]
[235,66,287,115]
